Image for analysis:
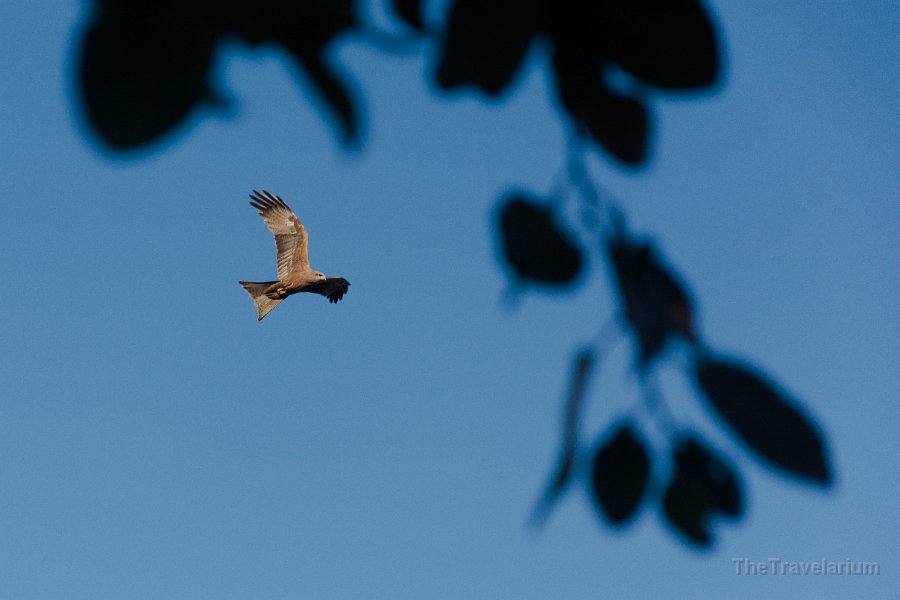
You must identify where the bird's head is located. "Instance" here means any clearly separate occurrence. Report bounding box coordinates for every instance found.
[313,271,327,281]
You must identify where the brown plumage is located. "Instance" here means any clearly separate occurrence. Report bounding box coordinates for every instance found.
[239,190,349,320]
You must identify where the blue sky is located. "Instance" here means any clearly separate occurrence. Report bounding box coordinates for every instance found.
[1,1,898,598]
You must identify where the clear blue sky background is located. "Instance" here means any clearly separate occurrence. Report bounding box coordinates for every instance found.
[1,1,898,598]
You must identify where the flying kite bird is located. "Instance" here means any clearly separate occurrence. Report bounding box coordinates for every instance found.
[239,190,349,320]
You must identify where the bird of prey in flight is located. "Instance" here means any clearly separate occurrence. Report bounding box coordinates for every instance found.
[239,190,349,320]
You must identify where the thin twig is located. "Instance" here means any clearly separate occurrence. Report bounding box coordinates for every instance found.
[640,374,680,440]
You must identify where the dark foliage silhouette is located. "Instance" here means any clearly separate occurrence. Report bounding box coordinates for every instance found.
[695,356,832,483]
[499,194,584,287]
[590,422,651,524]
[523,208,831,547]
[73,0,833,550]
[78,0,717,160]
[663,434,743,546]
[530,349,592,527]
[79,0,358,148]
[606,231,695,366]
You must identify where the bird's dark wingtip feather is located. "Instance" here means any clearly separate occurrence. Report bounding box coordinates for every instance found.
[249,190,269,209]
[251,189,289,211]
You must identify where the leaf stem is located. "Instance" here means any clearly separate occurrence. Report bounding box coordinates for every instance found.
[640,374,680,440]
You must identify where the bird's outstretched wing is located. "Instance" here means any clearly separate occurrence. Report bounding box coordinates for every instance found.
[306,277,350,304]
[249,190,309,278]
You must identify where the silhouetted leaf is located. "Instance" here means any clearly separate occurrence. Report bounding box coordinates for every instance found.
[593,0,719,89]
[682,436,743,519]
[436,0,543,95]
[531,349,594,527]
[498,194,583,286]
[392,0,425,31]
[662,435,743,547]
[663,474,709,545]
[694,356,832,484]
[590,423,650,524]
[606,235,694,366]
[581,89,647,165]
[551,47,648,164]
[79,15,216,148]
[79,0,360,149]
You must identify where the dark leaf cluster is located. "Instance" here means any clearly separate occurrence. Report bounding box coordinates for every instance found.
[520,204,833,547]
[583,422,742,546]
[436,0,719,163]
[72,0,835,553]
[78,0,718,165]
[79,0,358,149]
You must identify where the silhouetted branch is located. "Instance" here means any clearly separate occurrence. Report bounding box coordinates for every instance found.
[530,348,595,528]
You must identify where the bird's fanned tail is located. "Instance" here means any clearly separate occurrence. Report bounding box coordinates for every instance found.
[239,281,282,320]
